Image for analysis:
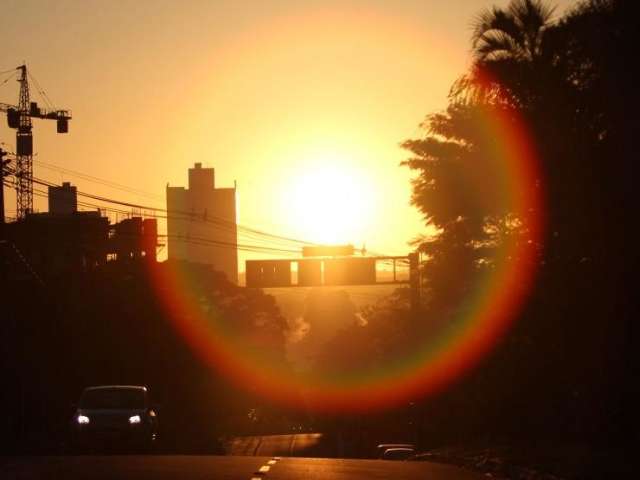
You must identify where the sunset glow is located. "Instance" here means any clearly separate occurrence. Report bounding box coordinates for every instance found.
[282,157,377,245]
[152,88,546,412]
[1,2,461,260]
[2,0,631,472]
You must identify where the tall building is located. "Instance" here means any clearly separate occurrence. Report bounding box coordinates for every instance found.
[166,163,238,283]
[48,182,77,215]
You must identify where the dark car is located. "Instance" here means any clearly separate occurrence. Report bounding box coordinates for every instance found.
[71,385,158,452]
[381,447,415,460]
[376,443,415,458]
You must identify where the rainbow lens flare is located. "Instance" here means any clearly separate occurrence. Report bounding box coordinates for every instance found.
[150,83,545,413]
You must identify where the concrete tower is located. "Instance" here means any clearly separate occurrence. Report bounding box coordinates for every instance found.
[166,163,238,283]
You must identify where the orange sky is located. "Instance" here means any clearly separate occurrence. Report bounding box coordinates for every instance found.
[0,0,576,266]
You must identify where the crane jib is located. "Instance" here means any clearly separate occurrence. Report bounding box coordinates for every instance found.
[0,64,72,218]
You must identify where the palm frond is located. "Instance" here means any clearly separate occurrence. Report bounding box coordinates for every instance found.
[475,31,524,61]
[472,7,525,50]
[510,0,556,57]
[509,0,555,31]
[472,0,555,61]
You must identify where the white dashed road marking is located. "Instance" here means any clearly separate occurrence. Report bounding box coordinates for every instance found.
[251,457,282,478]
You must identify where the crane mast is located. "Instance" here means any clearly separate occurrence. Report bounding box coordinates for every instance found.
[16,65,34,219]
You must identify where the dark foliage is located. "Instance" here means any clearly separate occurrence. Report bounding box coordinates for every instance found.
[402,0,637,450]
[310,0,636,462]
[0,259,290,453]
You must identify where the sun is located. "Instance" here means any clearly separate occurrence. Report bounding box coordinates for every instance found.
[282,160,376,246]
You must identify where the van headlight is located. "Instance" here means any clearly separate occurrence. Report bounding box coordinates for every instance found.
[128,415,141,424]
[77,415,90,425]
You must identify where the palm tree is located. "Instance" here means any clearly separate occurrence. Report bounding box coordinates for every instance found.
[453,0,558,107]
[472,0,556,63]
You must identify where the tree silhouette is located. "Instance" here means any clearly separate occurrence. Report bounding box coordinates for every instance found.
[460,0,559,108]
[399,0,636,449]
[472,0,555,63]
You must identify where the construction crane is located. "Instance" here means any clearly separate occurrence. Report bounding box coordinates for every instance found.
[0,64,71,219]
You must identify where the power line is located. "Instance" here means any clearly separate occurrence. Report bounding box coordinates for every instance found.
[2,152,384,253]
[25,158,301,247]
[0,70,18,87]
[3,174,303,254]
[33,159,163,201]
[2,159,388,254]
[0,240,45,286]
[26,174,314,248]
[2,178,301,257]
[157,234,299,255]
[23,178,287,249]
[22,158,314,246]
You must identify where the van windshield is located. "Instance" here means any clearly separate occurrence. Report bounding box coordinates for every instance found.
[80,388,145,409]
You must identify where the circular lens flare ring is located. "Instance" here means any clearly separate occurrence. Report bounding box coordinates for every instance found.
[151,73,545,413]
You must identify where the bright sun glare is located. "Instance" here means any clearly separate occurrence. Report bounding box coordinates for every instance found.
[284,158,376,246]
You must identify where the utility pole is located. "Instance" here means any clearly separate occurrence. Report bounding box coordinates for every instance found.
[0,147,8,237]
[409,252,420,313]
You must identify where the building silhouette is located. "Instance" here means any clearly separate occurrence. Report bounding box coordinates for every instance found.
[166,163,238,283]
[48,182,77,215]
[3,182,158,277]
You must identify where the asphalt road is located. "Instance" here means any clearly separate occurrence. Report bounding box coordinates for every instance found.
[225,433,325,457]
[0,455,484,480]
